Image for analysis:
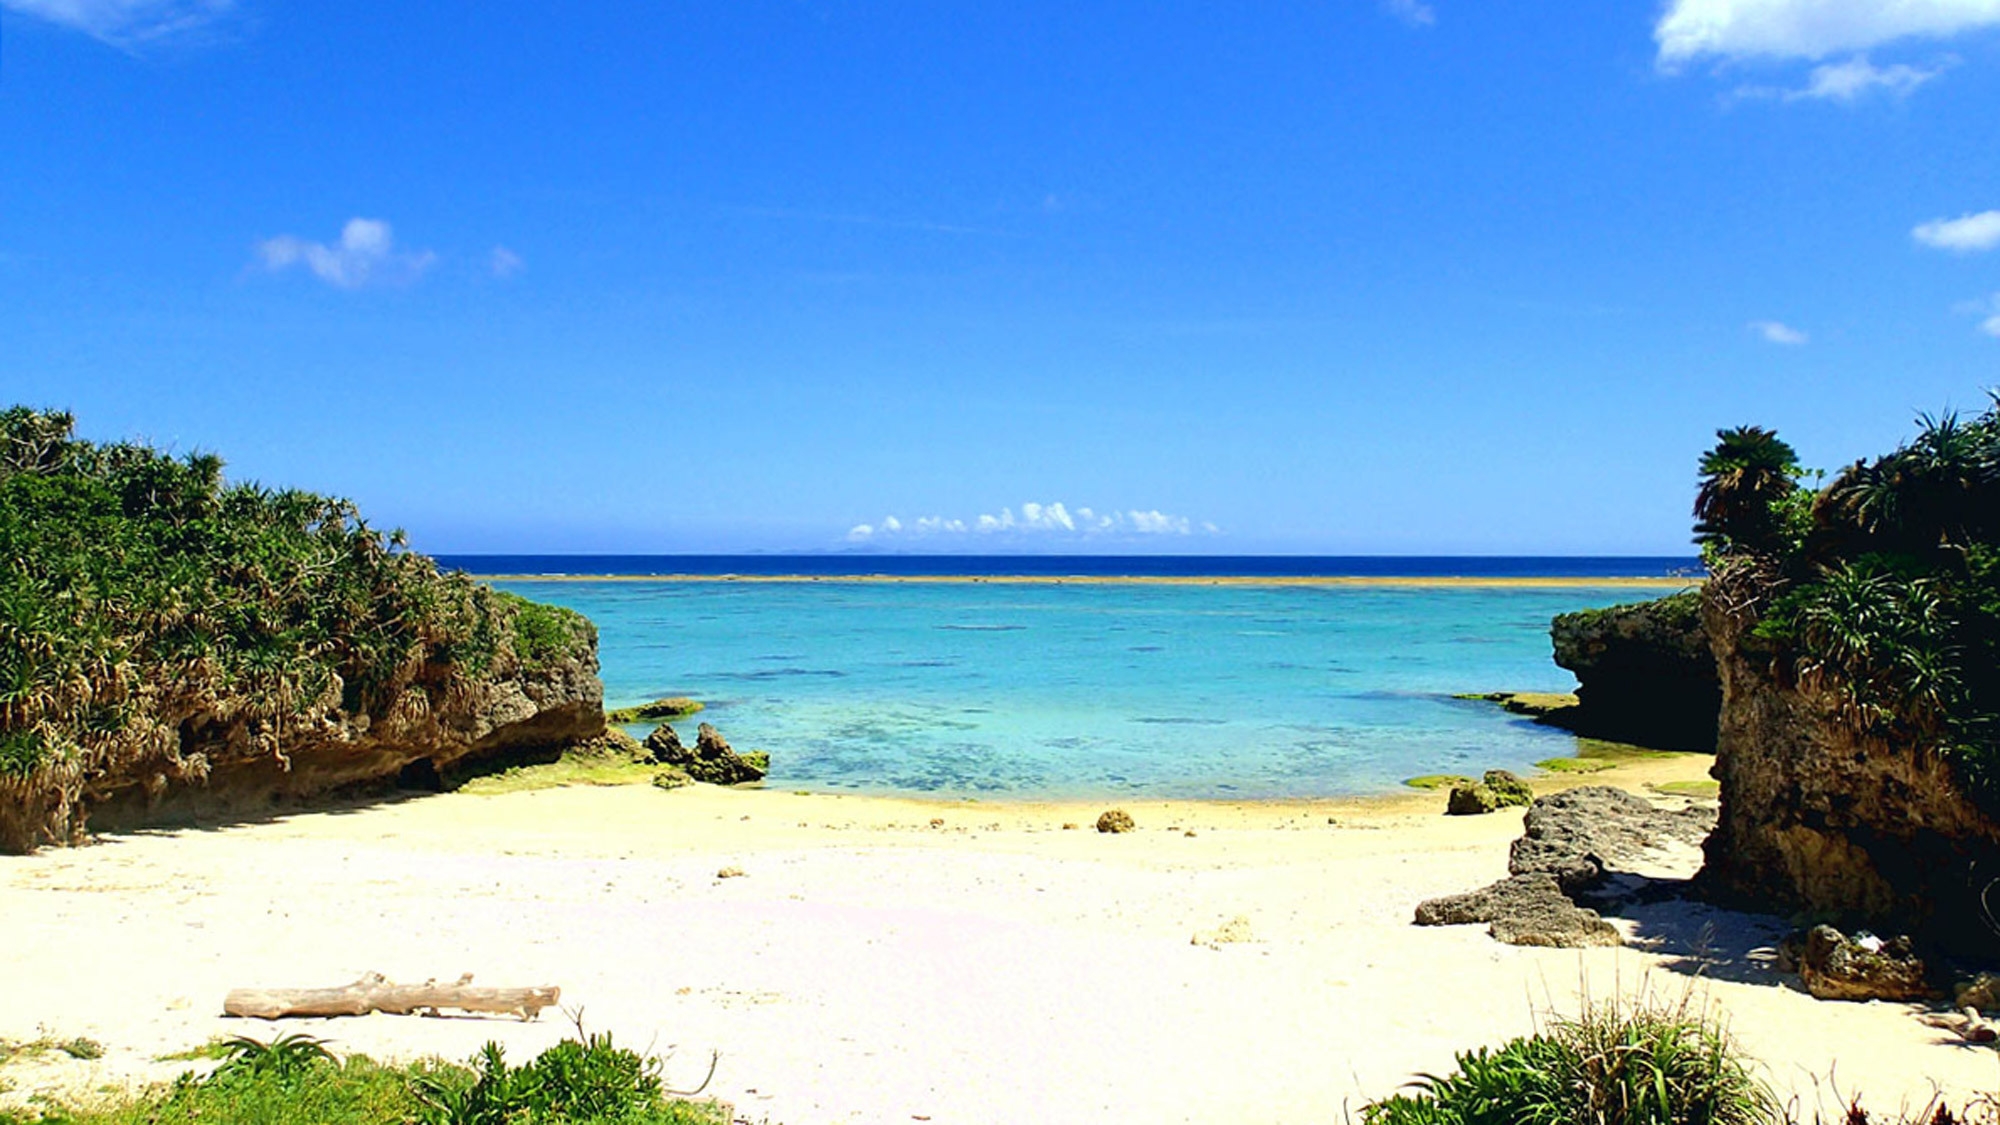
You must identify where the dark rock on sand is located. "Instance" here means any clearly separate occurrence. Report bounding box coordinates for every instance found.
[642,723,685,762]
[1446,783,1500,816]
[1096,809,1136,834]
[1414,873,1620,947]
[644,722,768,785]
[1509,785,1713,895]
[1484,769,1534,807]
[1418,786,1716,948]
[1798,925,1939,1003]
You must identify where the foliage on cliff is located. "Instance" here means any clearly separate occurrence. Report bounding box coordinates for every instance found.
[0,407,593,851]
[1698,393,2000,806]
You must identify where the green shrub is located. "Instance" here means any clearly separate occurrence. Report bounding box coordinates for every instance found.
[1363,1000,1778,1125]
[1,1032,726,1125]
[0,407,591,852]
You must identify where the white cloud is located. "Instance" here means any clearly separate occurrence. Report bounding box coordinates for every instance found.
[1657,0,2000,64]
[1759,54,1948,100]
[1383,0,1434,28]
[848,501,1214,543]
[1,0,231,47]
[257,218,437,289]
[1749,319,1809,345]
[489,245,525,278]
[1914,210,2000,252]
[1962,294,2000,336]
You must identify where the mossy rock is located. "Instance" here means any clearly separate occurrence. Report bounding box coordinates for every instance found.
[1405,774,1476,791]
[1446,784,1500,815]
[606,697,704,724]
[651,766,694,790]
[1483,769,1534,807]
[1534,756,1617,774]
[1651,779,1720,798]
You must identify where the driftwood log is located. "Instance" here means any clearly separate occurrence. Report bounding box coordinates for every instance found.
[224,972,558,1020]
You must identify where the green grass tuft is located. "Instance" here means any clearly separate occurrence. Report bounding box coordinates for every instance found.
[1363,994,1778,1125]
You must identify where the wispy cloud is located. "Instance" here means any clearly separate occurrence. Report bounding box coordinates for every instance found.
[1914,210,2000,252]
[1,0,233,48]
[1656,0,2000,65]
[1382,0,1434,28]
[847,501,1218,544]
[489,245,526,279]
[1732,54,1951,101]
[1957,294,2000,337]
[1748,319,1808,345]
[256,219,438,289]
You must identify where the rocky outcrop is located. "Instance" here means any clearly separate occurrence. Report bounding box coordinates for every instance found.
[1445,770,1534,816]
[1511,786,1713,895]
[1415,873,1621,947]
[1698,574,2000,955]
[1550,590,1719,751]
[605,697,704,724]
[1417,786,1715,947]
[1795,925,1938,1002]
[80,627,605,837]
[644,722,768,785]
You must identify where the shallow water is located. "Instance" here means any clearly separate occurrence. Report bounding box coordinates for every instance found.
[496,579,1672,799]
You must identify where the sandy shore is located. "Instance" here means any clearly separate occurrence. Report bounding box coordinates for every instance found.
[3,758,1986,1124]
[478,573,1697,589]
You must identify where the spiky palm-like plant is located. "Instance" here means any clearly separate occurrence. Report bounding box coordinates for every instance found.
[1693,425,1800,557]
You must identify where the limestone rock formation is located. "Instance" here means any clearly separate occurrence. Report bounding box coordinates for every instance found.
[1797,925,1938,1002]
[1698,574,2000,954]
[644,722,768,785]
[1417,786,1715,948]
[1444,770,1535,816]
[1096,809,1136,833]
[78,627,605,841]
[1445,783,1499,815]
[1550,590,1719,751]
[1510,785,1714,895]
[1414,873,1621,947]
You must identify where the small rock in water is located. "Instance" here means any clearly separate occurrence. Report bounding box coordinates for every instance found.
[1096,809,1136,834]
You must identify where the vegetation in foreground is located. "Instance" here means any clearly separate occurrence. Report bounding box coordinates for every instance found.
[0,407,594,851]
[0,1031,726,1125]
[1364,996,1779,1125]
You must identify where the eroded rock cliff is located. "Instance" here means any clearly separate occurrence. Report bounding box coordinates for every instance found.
[1698,568,2000,954]
[41,605,606,842]
[1549,588,1719,751]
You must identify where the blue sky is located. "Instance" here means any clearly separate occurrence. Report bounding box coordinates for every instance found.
[4,0,1999,554]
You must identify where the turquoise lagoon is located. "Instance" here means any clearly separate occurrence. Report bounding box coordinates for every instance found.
[495,578,1685,800]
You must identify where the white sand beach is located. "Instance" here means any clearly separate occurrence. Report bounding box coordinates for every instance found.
[3,762,1991,1124]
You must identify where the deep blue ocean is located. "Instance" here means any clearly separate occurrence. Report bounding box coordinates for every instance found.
[455,557,1702,800]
